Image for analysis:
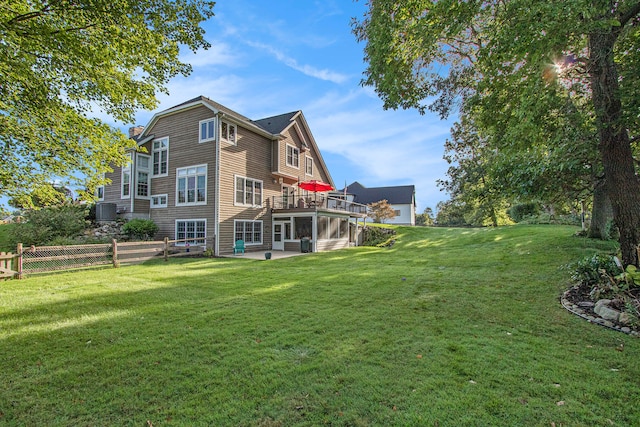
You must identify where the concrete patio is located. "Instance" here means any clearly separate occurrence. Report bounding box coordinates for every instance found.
[223,250,308,260]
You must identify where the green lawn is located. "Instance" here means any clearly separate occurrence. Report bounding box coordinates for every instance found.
[1,225,637,426]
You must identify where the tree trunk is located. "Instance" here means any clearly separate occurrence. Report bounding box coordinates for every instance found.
[588,178,613,239]
[589,30,640,266]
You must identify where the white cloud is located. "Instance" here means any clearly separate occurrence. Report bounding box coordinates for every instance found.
[180,42,240,68]
[246,41,349,84]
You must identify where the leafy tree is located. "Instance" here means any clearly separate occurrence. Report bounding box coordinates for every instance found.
[416,207,435,226]
[1,0,215,202]
[435,199,468,227]
[354,0,640,266]
[368,199,396,223]
[8,204,88,246]
[8,183,73,210]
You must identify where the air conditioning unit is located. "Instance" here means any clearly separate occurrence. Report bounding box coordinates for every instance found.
[95,203,117,221]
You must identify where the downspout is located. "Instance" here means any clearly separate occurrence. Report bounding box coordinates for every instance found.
[214,114,221,256]
[129,150,135,216]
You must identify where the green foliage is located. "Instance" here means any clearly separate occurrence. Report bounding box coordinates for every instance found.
[8,205,89,246]
[362,225,396,246]
[569,253,623,287]
[8,183,73,210]
[0,224,15,252]
[435,199,469,226]
[0,0,215,201]
[508,202,542,222]
[121,219,159,241]
[605,219,620,241]
[353,0,640,265]
[416,207,435,226]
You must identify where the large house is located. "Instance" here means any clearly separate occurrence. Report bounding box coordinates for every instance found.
[342,181,416,226]
[98,96,367,255]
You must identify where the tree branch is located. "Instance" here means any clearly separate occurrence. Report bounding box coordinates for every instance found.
[618,2,640,27]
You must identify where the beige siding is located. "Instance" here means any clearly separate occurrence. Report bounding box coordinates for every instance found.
[146,106,217,244]
[99,100,341,255]
[218,126,278,254]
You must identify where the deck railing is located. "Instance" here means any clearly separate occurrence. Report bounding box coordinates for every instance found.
[271,195,368,215]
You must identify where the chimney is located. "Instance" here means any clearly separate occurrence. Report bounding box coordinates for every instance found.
[128,126,144,139]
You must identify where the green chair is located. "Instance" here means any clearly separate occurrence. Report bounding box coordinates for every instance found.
[233,239,245,255]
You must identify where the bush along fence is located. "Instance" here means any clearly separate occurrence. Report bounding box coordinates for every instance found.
[4,238,207,279]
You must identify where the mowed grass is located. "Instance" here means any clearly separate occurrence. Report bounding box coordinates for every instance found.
[1,225,637,426]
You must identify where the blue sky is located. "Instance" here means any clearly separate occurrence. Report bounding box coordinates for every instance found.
[3,1,455,213]
[125,0,457,213]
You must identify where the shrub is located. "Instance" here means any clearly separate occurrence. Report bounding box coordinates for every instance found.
[9,205,89,246]
[121,219,159,241]
[569,253,622,287]
[362,226,396,246]
[507,202,542,222]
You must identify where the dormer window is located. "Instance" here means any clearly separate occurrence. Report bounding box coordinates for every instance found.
[221,121,237,144]
[199,118,216,143]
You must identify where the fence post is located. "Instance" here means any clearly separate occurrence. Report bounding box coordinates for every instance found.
[164,237,169,261]
[112,238,119,268]
[16,243,23,279]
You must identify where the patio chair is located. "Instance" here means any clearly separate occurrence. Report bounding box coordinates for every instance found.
[233,239,245,255]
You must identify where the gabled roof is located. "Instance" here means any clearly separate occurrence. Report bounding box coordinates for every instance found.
[344,181,415,205]
[138,95,272,142]
[253,111,299,134]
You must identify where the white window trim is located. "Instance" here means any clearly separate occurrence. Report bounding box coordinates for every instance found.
[305,157,313,176]
[234,219,263,245]
[176,164,208,206]
[221,120,237,145]
[96,173,105,201]
[135,153,151,199]
[286,144,300,168]
[234,175,263,208]
[152,137,169,177]
[150,194,168,208]
[121,153,132,199]
[175,219,207,246]
[199,118,216,143]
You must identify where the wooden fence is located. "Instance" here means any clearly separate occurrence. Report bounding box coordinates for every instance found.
[11,238,207,279]
[0,251,16,280]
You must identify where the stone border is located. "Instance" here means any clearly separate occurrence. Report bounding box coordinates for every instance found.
[560,286,639,337]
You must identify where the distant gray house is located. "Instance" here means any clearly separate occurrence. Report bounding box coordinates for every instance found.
[341,181,416,226]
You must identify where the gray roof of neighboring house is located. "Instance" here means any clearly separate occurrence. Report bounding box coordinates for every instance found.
[343,181,415,205]
[253,111,299,134]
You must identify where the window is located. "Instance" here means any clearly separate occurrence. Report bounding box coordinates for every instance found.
[177,165,207,205]
[234,220,263,244]
[199,118,216,142]
[136,154,150,198]
[234,176,263,207]
[151,194,168,208]
[394,210,401,217]
[176,219,206,245]
[221,121,237,144]
[121,153,131,199]
[152,138,168,176]
[96,173,105,201]
[305,157,313,175]
[286,144,299,168]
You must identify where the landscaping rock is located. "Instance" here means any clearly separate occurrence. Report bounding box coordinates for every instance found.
[577,301,595,308]
[594,299,621,322]
[618,312,630,325]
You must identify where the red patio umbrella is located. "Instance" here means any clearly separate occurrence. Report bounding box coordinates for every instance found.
[298,180,334,205]
[297,180,334,193]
